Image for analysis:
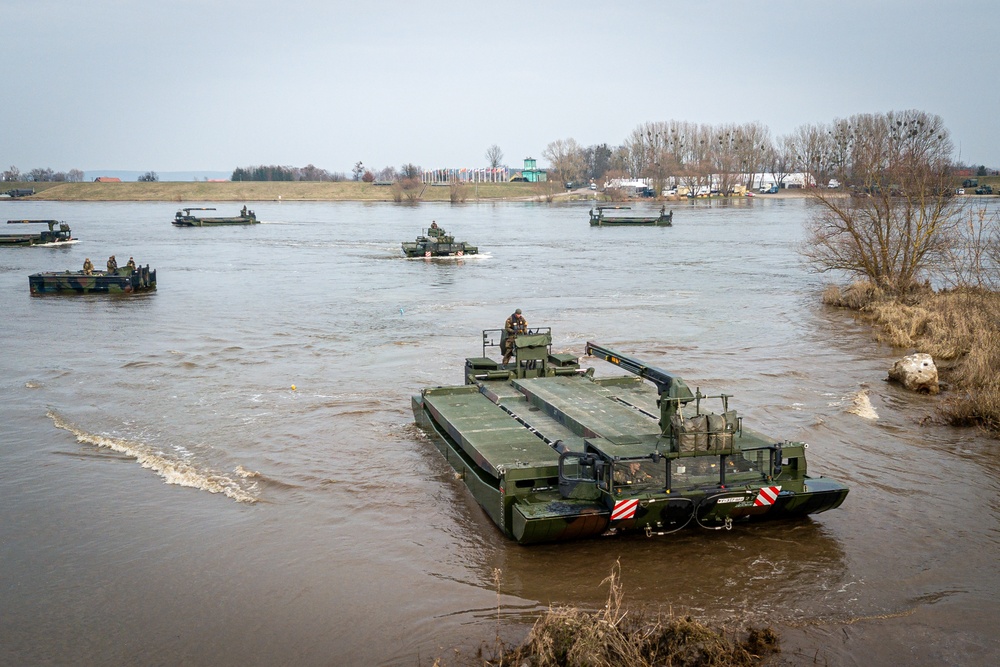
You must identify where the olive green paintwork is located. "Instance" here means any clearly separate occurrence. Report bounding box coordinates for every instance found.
[589,206,673,226]
[413,329,848,544]
[172,207,258,226]
[1,219,74,246]
[402,225,478,257]
[29,265,156,294]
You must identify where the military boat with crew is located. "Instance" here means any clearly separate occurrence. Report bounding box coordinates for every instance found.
[402,222,478,257]
[29,255,156,295]
[172,206,258,226]
[1,219,76,246]
[589,206,673,227]
[413,327,848,544]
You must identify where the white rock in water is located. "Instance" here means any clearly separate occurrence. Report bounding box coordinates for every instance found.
[888,353,939,394]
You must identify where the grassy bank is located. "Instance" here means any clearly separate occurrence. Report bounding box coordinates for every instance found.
[4,180,546,202]
[824,282,1000,431]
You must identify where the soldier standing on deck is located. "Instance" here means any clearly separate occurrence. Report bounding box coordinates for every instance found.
[126,257,136,273]
[501,308,528,365]
[106,255,117,273]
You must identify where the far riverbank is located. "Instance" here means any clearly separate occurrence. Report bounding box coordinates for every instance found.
[3,180,819,203]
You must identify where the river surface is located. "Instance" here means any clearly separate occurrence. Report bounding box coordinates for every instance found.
[1,198,998,666]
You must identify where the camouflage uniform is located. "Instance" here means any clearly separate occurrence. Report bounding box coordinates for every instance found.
[83,258,93,275]
[501,310,528,365]
[106,255,117,273]
[126,257,136,273]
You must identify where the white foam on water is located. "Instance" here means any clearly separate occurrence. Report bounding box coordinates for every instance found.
[48,410,259,503]
[847,388,878,420]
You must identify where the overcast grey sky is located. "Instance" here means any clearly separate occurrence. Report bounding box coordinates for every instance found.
[2,0,995,174]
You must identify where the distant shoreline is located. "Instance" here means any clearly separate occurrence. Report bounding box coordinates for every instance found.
[3,180,820,203]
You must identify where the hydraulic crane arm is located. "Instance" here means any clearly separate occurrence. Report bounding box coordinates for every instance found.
[585,342,694,404]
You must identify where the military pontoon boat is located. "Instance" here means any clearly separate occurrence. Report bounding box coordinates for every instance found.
[589,206,673,226]
[413,328,848,544]
[29,265,156,294]
[172,207,258,226]
[1,220,75,246]
[402,224,478,257]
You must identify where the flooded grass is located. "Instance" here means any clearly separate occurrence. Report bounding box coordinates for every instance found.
[823,281,1000,431]
[454,562,780,667]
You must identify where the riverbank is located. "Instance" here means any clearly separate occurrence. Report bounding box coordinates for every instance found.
[3,180,820,203]
[824,281,1000,432]
[3,181,544,202]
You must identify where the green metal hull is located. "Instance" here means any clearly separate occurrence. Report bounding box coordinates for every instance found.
[172,216,257,227]
[413,332,848,545]
[3,220,74,245]
[402,225,478,257]
[589,208,673,227]
[29,267,156,294]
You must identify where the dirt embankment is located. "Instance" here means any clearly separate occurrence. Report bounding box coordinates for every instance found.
[4,181,546,202]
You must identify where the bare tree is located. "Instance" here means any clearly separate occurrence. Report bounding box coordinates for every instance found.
[733,121,771,192]
[2,165,20,182]
[399,163,421,180]
[766,134,798,189]
[67,169,84,183]
[542,138,586,184]
[583,143,613,184]
[485,145,504,169]
[137,171,159,182]
[352,161,365,181]
[804,110,962,293]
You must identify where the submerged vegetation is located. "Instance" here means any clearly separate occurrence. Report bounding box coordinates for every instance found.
[823,282,1000,431]
[459,563,779,667]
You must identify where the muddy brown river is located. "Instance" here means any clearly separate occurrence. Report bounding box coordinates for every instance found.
[1,198,997,665]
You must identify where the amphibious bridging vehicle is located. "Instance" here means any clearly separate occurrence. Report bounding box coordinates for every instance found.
[172,207,258,226]
[2,220,75,246]
[29,265,156,294]
[589,206,673,226]
[413,329,848,544]
[402,224,478,257]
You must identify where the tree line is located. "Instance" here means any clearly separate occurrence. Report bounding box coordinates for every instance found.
[542,118,994,192]
[2,166,85,182]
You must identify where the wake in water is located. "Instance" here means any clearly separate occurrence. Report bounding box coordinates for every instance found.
[847,387,879,420]
[47,410,260,503]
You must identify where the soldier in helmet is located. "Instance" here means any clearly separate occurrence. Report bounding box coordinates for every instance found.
[126,256,136,273]
[501,308,528,365]
[106,255,118,273]
[82,258,93,275]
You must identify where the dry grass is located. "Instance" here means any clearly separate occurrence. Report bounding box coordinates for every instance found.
[824,281,1000,431]
[15,180,541,202]
[480,561,779,667]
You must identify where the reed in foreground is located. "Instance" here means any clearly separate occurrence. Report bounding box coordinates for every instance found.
[478,562,779,667]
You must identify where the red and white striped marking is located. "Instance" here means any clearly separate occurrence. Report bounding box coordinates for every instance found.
[611,498,639,521]
[753,486,782,506]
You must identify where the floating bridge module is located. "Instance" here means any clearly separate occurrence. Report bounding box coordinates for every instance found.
[413,328,848,544]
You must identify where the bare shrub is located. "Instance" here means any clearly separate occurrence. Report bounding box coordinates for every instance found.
[494,560,779,667]
[804,110,962,293]
[821,280,884,309]
[398,177,421,203]
[449,181,468,203]
[939,205,1000,290]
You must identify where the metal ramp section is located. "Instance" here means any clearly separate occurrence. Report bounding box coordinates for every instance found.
[420,386,558,477]
[513,376,660,444]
